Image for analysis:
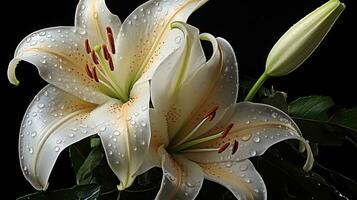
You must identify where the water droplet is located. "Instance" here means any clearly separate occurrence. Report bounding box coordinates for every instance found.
[114,131,120,136]
[113,138,117,142]
[133,147,137,151]
[109,150,113,155]
[225,162,232,168]
[133,14,138,20]
[254,189,259,193]
[54,146,60,152]
[20,155,24,160]
[186,182,194,187]
[184,192,188,196]
[241,133,251,141]
[141,141,146,146]
[141,122,147,127]
[81,129,88,134]
[130,121,136,125]
[27,120,32,125]
[100,126,106,132]
[128,20,132,25]
[79,29,86,35]
[115,161,119,164]
[175,36,181,44]
[244,178,251,183]
[134,112,139,116]
[29,147,34,154]
[31,132,37,137]
[81,5,86,10]
[245,120,250,124]
[250,150,257,156]
[126,116,132,121]
[56,139,62,144]
[240,164,248,171]
[30,40,38,46]
[26,37,32,43]
[71,128,78,132]
[271,112,278,118]
[23,166,28,171]
[69,133,74,137]
[157,6,163,12]
[253,136,261,143]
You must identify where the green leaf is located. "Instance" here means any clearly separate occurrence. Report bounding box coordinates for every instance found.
[69,146,86,175]
[76,146,104,184]
[288,96,357,146]
[289,96,335,120]
[330,107,357,132]
[17,184,101,200]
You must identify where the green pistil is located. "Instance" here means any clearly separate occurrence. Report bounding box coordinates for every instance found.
[94,45,129,102]
[170,130,223,153]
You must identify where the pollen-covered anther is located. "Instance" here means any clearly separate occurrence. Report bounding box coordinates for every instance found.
[84,39,91,54]
[92,66,99,82]
[204,106,219,121]
[102,44,110,60]
[218,143,230,154]
[91,49,99,64]
[221,123,234,138]
[108,57,115,71]
[84,63,93,79]
[106,27,115,54]
[232,140,239,154]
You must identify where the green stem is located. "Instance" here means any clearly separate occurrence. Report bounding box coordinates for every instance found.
[244,72,269,101]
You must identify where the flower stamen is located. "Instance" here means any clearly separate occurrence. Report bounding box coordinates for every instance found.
[222,123,234,138]
[84,63,93,79]
[204,106,219,121]
[218,143,230,154]
[92,66,99,82]
[91,49,99,64]
[232,140,239,154]
[84,39,91,54]
[106,27,115,54]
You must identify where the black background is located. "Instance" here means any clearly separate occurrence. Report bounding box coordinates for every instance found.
[1,0,356,199]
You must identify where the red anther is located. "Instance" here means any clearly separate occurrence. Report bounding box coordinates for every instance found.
[222,123,234,138]
[84,63,93,79]
[218,143,230,154]
[102,44,110,60]
[107,32,116,54]
[91,49,99,64]
[232,140,239,154]
[108,57,114,71]
[84,39,91,54]
[106,27,113,35]
[92,67,99,82]
[204,106,219,121]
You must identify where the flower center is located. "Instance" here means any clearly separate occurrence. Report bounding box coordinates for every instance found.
[169,106,239,155]
[83,27,129,102]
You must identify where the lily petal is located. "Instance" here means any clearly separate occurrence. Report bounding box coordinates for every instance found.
[93,81,151,190]
[201,159,267,200]
[184,102,314,171]
[19,85,95,190]
[114,0,208,94]
[170,36,238,142]
[151,22,206,130]
[75,0,121,45]
[155,147,204,200]
[136,109,170,176]
[8,27,111,104]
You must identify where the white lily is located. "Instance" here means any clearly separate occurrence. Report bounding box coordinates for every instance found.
[8,0,208,191]
[141,22,314,200]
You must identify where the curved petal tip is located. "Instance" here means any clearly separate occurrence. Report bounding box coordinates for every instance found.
[8,58,20,86]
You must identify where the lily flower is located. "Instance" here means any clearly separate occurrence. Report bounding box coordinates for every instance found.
[8,0,208,191]
[141,22,314,199]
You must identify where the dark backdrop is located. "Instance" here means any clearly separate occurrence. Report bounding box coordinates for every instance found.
[1,0,355,198]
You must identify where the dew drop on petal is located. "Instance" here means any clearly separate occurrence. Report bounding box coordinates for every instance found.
[54,146,60,152]
[253,136,261,143]
[271,112,278,118]
[239,164,248,172]
[241,133,251,141]
[250,150,257,156]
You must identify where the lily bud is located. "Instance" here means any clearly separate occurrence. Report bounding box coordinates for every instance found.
[265,0,345,77]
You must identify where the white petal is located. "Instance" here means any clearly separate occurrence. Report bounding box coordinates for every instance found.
[184,102,314,171]
[202,159,267,200]
[8,26,110,104]
[155,147,204,200]
[19,85,96,190]
[75,0,121,45]
[168,36,238,142]
[151,22,206,139]
[113,0,208,94]
[136,109,170,176]
[93,81,151,190]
